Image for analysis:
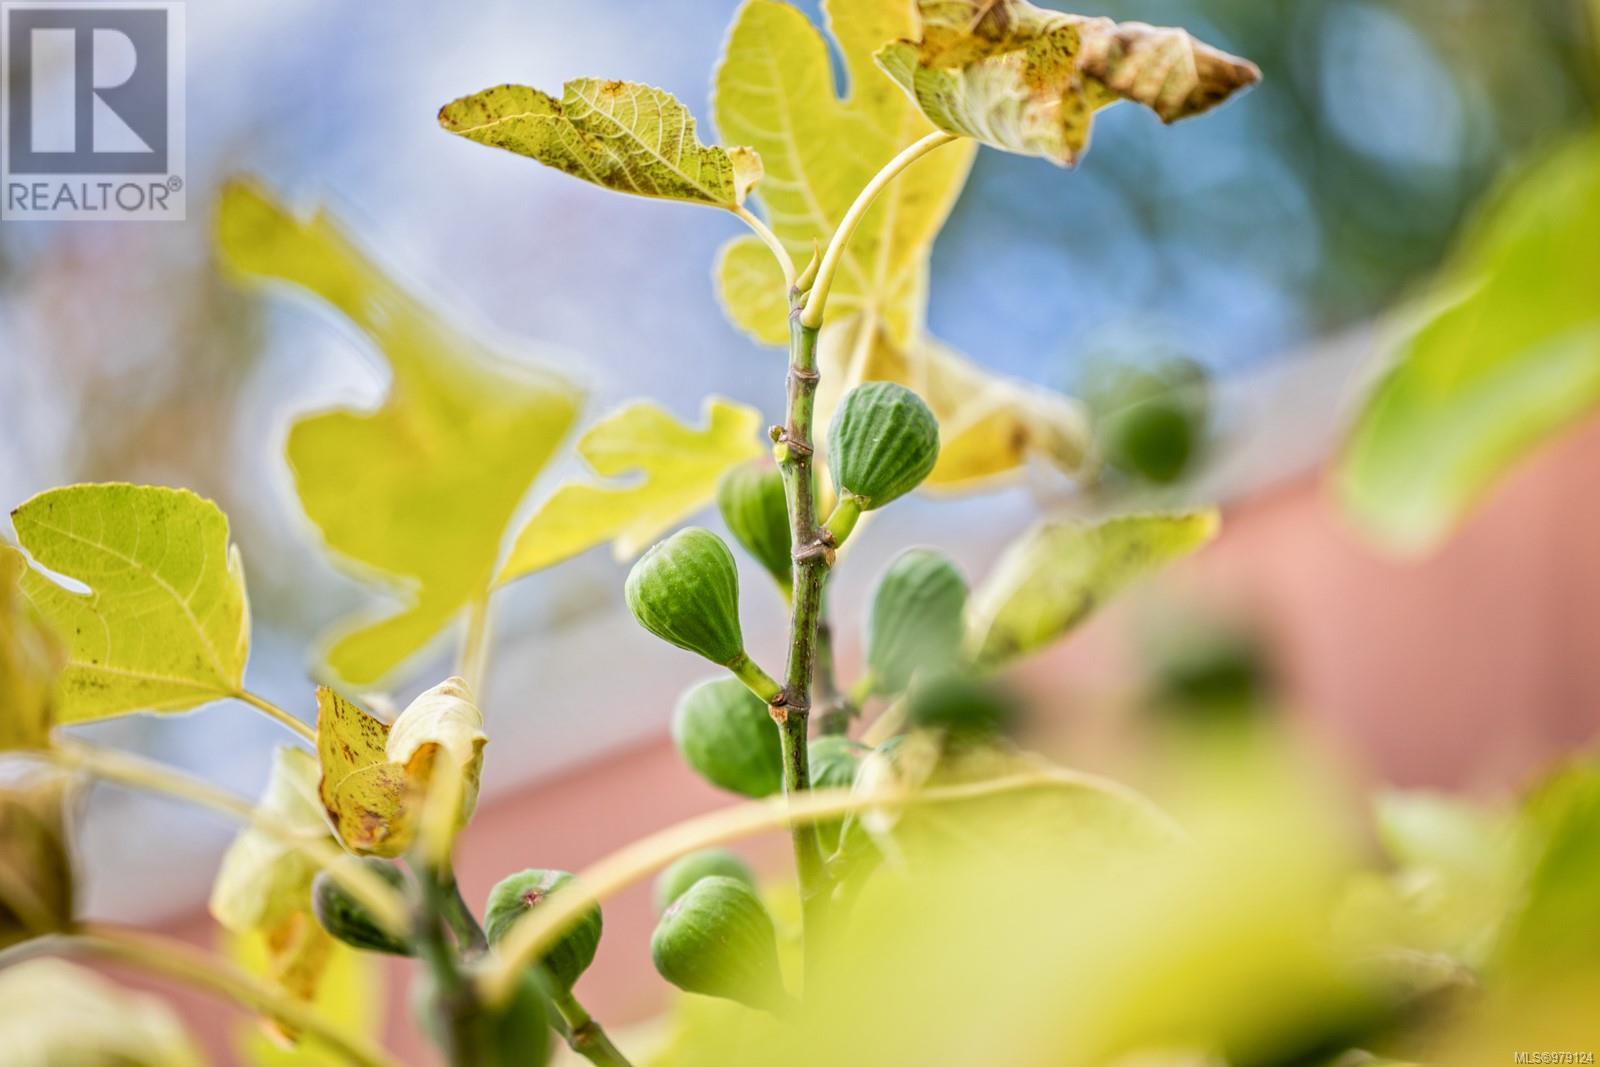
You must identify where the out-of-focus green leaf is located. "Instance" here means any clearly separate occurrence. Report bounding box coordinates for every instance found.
[210,746,341,1045]
[967,511,1219,667]
[228,928,386,1067]
[0,959,204,1066]
[1340,132,1600,554]
[876,0,1260,166]
[315,677,485,858]
[439,81,761,209]
[496,399,763,584]
[217,180,582,686]
[1495,760,1600,977]
[0,771,73,950]
[10,484,251,723]
[712,0,976,344]
[817,316,1092,489]
[0,544,63,750]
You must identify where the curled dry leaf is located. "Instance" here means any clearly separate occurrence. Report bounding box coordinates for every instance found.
[440,80,762,209]
[0,771,74,950]
[876,0,1261,166]
[0,543,63,751]
[316,677,487,858]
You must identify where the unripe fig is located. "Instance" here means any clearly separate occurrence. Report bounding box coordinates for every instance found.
[808,735,867,853]
[627,528,779,698]
[650,876,788,1012]
[717,461,792,590]
[654,848,757,913]
[826,382,940,535]
[412,966,550,1067]
[311,859,413,956]
[904,674,1020,740]
[484,870,601,995]
[865,548,968,695]
[672,678,783,798]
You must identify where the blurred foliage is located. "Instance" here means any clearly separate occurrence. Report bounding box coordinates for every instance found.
[0,958,206,1066]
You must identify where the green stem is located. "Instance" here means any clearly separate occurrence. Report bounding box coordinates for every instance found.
[728,652,783,703]
[415,861,485,1066]
[237,689,316,744]
[551,989,634,1067]
[458,597,492,699]
[775,307,832,987]
[821,494,862,548]
[441,868,488,958]
[813,606,854,737]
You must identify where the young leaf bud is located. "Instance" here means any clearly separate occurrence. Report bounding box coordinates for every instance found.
[650,876,788,1012]
[484,869,601,995]
[865,548,969,695]
[672,677,783,798]
[626,528,779,698]
[717,461,792,590]
[311,859,413,956]
[654,848,757,913]
[827,381,940,523]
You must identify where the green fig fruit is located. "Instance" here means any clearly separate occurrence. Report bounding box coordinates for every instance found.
[672,678,783,798]
[865,548,968,695]
[808,735,867,853]
[311,859,413,956]
[626,528,780,699]
[904,674,1020,740]
[650,876,788,1012]
[484,870,601,995]
[412,966,550,1067]
[654,848,757,913]
[717,461,792,590]
[826,382,940,537]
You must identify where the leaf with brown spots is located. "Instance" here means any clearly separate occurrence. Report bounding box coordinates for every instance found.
[316,677,486,858]
[876,0,1260,166]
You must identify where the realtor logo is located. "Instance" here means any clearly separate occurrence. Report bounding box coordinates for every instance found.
[2,2,185,220]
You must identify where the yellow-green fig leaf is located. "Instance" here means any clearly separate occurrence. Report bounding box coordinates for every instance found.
[712,0,976,344]
[817,315,1092,489]
[496,398,764,585]
[968,511,1219,667]
[227,927,386,1067]
[439,80,762,209]
[216,180,582,687]
[1339,132,1600,555]
[0,543,63,750]
[210,747,329,936]
[9,484,251,723]
[315,677,486,858]
[0,771,74,950]
[0,959,204,1067]
[876,0,1260,166]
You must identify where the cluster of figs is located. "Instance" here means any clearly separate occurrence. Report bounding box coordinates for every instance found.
[309,381,1004,1039]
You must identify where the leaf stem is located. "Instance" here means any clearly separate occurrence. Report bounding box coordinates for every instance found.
[238,690,316,744]
[551,988,634,1067]
[476,768,1177,1005]
[0,925,404,1067]
[734,205,798,291]
[441,866,488,958]
[41,740,409,935]
[458,597,493,700]
[799,132,959,329]
[414,857,486,1066]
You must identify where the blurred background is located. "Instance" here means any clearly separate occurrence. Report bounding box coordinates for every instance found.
[2,0,1599,1057]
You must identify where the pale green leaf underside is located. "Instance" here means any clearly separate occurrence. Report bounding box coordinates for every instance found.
[968,510,1219,667]
[712,0,975,345]
[10,484,250,723]
[1339,132,1600,555]
[876,0,1260,166]
[439,80,761,209]
[209,745,326,935]
[217,180,583,687]
[496,398,764,585]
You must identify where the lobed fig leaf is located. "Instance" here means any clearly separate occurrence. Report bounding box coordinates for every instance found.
[876,0,1261,167]
[315,677,486,858]
[440,80,762,210]
[672,677,784,799]
[654,849,758,914]
[217,180,582,687]
[968,512,1219,668]
[712,0,976,345]
[497,399,764,586]
[9,484,250,724]
[484,869,602,995]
